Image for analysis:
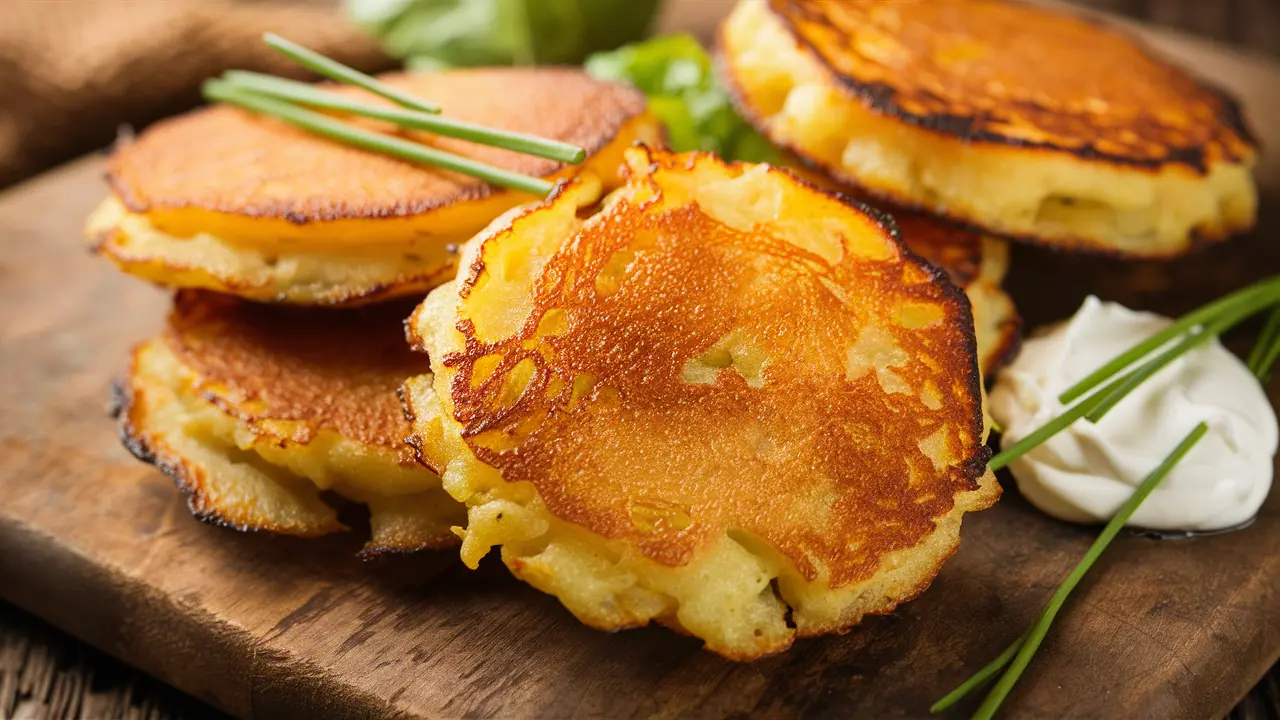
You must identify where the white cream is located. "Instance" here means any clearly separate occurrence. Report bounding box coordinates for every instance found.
[990,296,1278,532]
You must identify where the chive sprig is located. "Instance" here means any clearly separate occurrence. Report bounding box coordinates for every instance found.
[199,34,588,195]
[1059,277,1280,404]
[941,274,1280,717]
[203,80,554,196]
[220,71,587,164]
[262,33,442,114]
[933,423,1209,718]
[1249,307,1280,379]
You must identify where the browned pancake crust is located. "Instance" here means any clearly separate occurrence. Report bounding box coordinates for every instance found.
[877,207,1021,373]
[108,68,648,221]
[165,291,428,451]
[108,372,339,536]
[894,211,982,287]
[779,162,1020,372]
[439,148,991,589]
[767,0,1254,172]
[109,354,347,537]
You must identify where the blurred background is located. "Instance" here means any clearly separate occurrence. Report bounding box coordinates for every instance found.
[1,0,1278,190]
[1,0,1278,717]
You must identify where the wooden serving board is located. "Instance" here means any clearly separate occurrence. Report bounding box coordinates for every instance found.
[3,11,1280,720]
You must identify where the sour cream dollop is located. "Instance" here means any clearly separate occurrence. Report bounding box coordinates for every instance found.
[990,296,1278,532]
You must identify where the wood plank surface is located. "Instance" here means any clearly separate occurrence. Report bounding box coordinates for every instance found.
[0,603,223,720]
[2,9,1280,720]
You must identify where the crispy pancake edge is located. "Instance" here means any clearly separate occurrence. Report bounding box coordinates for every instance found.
[163,290,430,451]
[88,223,458,306]
[762,0,1256,174]
[716,53,1248,258]
[109,346,346,538]
[112,341,462,553]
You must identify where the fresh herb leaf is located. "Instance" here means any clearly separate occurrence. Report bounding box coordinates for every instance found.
[348,0,662,68]
[585,35,782,163]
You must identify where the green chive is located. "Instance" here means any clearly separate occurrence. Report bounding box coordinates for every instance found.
[1248,307,1280,378]
[989,385,1110,471]
[1084,306,1254,423]
[994,288,1276,471]
[930,629,1031,713]
[262,32,442,114]
[967,423,1208,720]
[202,80,554,196]
[220,71,587,165]
[1058,278,1280,404]
[1253,333,1280,383]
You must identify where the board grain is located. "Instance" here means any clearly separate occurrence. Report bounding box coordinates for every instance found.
[2,13,1280,720]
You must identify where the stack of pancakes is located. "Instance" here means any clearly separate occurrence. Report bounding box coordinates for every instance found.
[95,68,663,555]
[88,0,1257,660]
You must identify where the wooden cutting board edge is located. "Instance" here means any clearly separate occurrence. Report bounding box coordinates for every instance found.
[0,514,383,719]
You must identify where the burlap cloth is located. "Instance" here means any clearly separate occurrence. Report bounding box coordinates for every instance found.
[0,0,393,188]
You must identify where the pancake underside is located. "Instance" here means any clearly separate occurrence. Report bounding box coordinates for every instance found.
[88,197,461,306]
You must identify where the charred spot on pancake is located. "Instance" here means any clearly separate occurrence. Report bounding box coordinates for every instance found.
[766,0,1253,171]
[405,146,998,659]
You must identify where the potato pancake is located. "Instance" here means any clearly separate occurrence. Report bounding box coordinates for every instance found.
[88,68,662,304]
[113,292,462,556]
[718,0,1258,257]
[402,147,998,659]
[785,162,1018,377]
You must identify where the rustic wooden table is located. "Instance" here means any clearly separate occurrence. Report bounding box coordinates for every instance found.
[3,0,1280,718]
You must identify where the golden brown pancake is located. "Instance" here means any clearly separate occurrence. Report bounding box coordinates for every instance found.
[113,291,463,555]
[718,0,1258,257]
[87,68,662,304]
[402,146,998,659]
[785,162,1019,376]
[895,211,1019,378]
